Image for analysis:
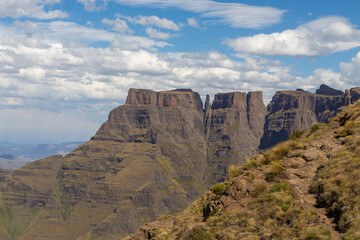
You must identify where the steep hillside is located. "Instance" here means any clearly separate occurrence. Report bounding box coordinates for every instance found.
[127,100,360,240]
[0,86,358,239]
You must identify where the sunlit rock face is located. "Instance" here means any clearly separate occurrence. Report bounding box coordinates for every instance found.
[0,86,358,239]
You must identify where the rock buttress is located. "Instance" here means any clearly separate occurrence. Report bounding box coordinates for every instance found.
[54,89,206,239]
[260,88,360,149]
[203,91,266,186]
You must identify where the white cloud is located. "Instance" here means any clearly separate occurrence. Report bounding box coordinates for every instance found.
[114,0,286,29]
[119,15,180,31]
[77,0,108,11]
[102,18,133,33]
[340,51,360,86]
[11,20,169,50]
[1,18,359,143]
[145,28,177,40]
[0,0,68,19]
[299,69,342,91]
[225,16,360,56]
[187,18,201,28]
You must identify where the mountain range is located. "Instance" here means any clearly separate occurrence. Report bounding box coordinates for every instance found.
[128,97,360,240]
[0,85,358,239]
[0,142,84,169]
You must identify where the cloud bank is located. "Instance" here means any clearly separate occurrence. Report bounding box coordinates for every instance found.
[225,16,360,56]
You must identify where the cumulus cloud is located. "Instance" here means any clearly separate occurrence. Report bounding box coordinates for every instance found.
[118,14,180,31]
[113,0,285,29]
[102,18,133,33]
[187,18,201,28]
[340,51,360,86]
[1,17,359,143]
[225,16,360,56]
[145,28,177,40]
[0,0,68,19]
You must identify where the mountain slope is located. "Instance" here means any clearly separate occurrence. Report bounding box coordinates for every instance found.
[127,100,360,240]
[0,87,358,239]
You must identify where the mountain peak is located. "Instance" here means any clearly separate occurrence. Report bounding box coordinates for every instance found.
[316,84,344,96]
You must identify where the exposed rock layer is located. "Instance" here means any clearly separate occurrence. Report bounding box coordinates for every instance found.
[0,86,359,239]
[128,99,360,240]
[260,87,360,149]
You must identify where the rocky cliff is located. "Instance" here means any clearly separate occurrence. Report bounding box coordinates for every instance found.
[0,86,359,239]
[316,84,344,96]
[204,91,266,185]
[260,87,360,149]
[127,99,360,240]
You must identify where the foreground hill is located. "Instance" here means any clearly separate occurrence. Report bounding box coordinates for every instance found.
[128,99,360,240]
[0,86,358,239]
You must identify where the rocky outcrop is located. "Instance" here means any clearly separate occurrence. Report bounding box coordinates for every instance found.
[204,91,266,185]
[316,84,344,96]
[260,87,360,149]
[127,100,360,240]
[0,86,359,239]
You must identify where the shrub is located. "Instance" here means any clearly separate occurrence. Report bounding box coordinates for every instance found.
[211,183,226,196]
[228,165,242,179]
[304,228,331,240]
[311,124,320,133]
[265,161,286,182]
[270,183,289,193]
[289,130,305,140]
[185,226,213,240]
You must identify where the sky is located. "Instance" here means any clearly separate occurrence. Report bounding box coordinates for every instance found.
[0,0,360,144]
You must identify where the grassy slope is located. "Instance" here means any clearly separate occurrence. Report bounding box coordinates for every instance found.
[127,100,360,240]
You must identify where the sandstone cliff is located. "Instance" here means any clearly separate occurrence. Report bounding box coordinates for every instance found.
[127,99,360,240]
[260,87,360,149]
[204,91,266,185]
[0,86,359,239]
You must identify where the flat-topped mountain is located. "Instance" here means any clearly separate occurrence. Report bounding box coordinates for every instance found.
[128,98,360,240]
[0,86,359,239]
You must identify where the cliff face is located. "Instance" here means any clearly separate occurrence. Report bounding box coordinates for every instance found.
[0,86,358,239]
[260,87,360,149]
[204,91,266,185]
[128,99,360,240]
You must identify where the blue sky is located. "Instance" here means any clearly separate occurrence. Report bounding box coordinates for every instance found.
[0,0,360,144]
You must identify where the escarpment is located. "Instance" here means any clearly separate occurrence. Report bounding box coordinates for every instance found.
[204,91,266,185]
[128,99,360,240]
[0,85,358,239]
[260,86,360,149]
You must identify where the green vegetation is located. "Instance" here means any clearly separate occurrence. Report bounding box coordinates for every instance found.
[310,123,320,133]
[265,161,286,182]
[227,165,243,179]
[210,183,225,196]
[185,226,213,240]
[139,101,360,240]
[203,178,328,240]
[289,129,305,140]
[0,203,46,240]
[305,228,331,240]
[309,101,360,239]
